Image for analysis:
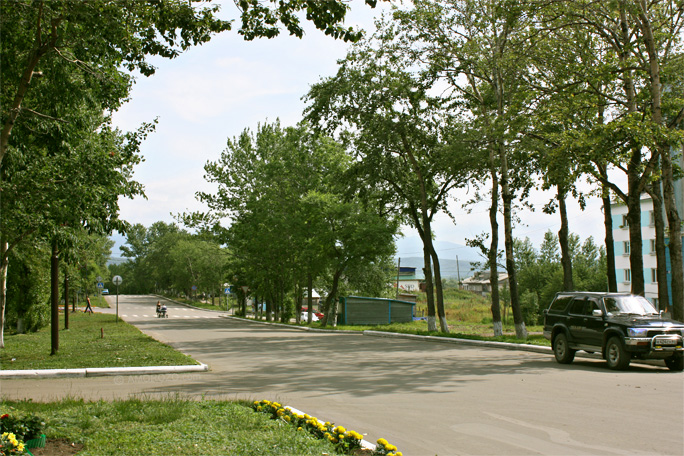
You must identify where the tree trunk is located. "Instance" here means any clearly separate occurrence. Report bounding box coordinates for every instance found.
[50,241,60,355]
[428,239,449,333]
[557,185,574,291]
[422,244,437,332]
[489,158,503,337]
[307,273,314,323]
[501,150,526,339]
[321,268,343,327]
[64,269,69,330]
[626,174,645,296]
[646,181,670,310]
[634,4,683,319]
[602,186,618,292]
[0,241,8,348]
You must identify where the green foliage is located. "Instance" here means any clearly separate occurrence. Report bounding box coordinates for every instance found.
[192,121,399,321]
[2,399,336,456]
[514,231,608,320]
[4,243,50,334]
[0,413,45,442]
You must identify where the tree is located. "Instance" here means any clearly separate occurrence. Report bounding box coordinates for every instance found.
[393,0,539,338]
[533,0,684,317]
[305,26,471,332]
[192,121,399,324]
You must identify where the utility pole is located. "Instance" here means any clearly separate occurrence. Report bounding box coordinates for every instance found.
[395,257,401,298]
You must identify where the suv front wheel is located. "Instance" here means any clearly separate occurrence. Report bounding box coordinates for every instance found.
[553,332,576,364]
[605,336,631,370]
[664,355,683,372]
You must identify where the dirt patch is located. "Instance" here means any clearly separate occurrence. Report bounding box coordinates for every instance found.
[29,439,83,456]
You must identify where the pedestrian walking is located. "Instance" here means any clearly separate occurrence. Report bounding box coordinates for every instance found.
[85,296,93,314]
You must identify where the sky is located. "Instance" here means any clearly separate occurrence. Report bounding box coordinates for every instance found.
[109,0,612,260]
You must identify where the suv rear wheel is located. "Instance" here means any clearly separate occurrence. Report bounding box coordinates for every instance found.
[553,333,576,364]
[605,336,630,370]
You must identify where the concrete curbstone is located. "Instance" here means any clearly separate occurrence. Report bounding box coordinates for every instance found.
[0,368,87,379]
[363,330,553,354]
[0,364,208,380]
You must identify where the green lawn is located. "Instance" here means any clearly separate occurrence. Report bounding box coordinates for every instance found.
[1,312,198,370]
[0,398,338,456]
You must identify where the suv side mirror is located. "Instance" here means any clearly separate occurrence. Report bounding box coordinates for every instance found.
[593,309,604,317]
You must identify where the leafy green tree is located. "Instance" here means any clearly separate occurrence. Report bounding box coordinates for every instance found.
[305,25,470,332]
[532,0,684,317]
[393,0,539,338]
[192,121,398,324]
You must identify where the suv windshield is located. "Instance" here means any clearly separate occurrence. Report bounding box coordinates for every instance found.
[604,296,658,316]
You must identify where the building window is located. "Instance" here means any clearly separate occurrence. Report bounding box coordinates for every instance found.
[621,215,629,228]
[651,268,658,283]
[623,241,630,256]
[649,210,655,227]
[650,239,657,254]
[624,269,631,283]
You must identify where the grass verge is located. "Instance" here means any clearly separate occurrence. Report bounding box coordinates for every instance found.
[1,312,198,370]
[0,398,338,456]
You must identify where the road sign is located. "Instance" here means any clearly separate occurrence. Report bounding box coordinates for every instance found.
[96,276,103,282]
[224,287,230,294]
[192,285,197,291]
[112,275,123,286]
[97,282,104,289]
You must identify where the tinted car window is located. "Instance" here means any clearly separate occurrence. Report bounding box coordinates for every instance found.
[550,296,572,312]
[568,299,586,315]
[586,299,600,316]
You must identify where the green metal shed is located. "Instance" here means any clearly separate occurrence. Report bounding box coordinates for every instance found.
[338,296,416,325]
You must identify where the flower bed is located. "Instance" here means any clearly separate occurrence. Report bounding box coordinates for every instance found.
[251,400,402,456]
[0,412,45,456]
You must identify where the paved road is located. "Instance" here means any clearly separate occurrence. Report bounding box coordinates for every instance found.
[2,295,683,455]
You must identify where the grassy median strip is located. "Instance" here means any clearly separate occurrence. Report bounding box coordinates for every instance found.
[1,398,337,456]
[1,312,198,370]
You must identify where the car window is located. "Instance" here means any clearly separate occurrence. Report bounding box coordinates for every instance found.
[568,299,586,315]
[550,296,572,312]
[604,296,658,315]
[586,299,600,316]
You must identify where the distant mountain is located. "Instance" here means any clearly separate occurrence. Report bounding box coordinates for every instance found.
[395,236,481,261]
[107,257,128,266]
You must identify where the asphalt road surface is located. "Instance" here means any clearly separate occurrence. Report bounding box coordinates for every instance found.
[2,295,683,455]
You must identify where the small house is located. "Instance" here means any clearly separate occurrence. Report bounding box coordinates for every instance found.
[338,296,416,325]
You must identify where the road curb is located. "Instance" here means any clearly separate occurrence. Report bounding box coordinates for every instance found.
[362,330,553,354]
[0,363,209,380]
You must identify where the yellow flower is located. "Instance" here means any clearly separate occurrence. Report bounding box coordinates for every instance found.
[284,415,291,422]
[297,427,303,431]
[334,425,346,434]
[17,443,25,452]
[397,452,403,456]
[377,438,388,446]
[386,444,397,451]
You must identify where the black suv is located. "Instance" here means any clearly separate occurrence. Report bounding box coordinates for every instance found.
[543,292,684,371]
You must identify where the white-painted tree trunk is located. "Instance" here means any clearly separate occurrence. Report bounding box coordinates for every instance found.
[515,322,528,340]
[427,315,437,332]
[439,316,449,333]
[493,320,503,337]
